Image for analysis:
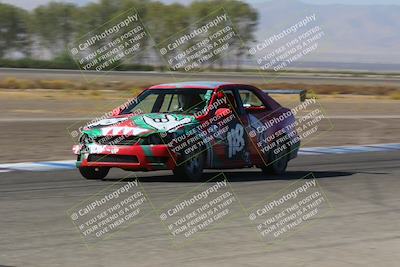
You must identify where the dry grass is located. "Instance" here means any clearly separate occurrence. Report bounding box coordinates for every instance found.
[0,77,74,90]
[389,92,400,100]
[0,77,148,92]
[1,77,399,99]
[260,83,399,96]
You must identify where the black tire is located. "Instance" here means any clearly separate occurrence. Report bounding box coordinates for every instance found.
[79,167,109,180]
[173,151,204,182]
[262,145,289,175]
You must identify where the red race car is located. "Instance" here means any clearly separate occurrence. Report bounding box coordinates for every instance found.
[72,81,300,181]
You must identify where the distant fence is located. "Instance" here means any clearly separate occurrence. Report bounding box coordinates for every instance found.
[263,89,307,102]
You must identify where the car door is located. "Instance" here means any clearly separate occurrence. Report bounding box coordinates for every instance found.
[208,87,252,168]
[236,86,276,166]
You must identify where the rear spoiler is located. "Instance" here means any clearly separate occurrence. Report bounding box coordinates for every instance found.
[263,89,307,102]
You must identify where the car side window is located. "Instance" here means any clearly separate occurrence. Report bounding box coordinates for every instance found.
[238,89,266,108]
[160,94,179,112]
[221,89,238,110]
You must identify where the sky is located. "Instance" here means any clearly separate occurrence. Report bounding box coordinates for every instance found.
[2,0,400,10]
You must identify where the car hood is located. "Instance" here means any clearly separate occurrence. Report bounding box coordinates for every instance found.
[82,113,197,138]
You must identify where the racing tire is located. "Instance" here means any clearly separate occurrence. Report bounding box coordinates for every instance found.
[173,151,205,182]
[261,145,290,175]
[79,167,109,180]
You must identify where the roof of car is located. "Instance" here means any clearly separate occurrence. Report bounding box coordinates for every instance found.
[149,81,234,89]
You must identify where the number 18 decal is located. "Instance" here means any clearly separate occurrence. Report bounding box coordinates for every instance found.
[227,124,245,158]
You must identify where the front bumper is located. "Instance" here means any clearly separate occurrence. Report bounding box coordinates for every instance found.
[73,144,176,171]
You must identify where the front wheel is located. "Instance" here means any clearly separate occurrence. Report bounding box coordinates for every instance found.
[173,151,204,182]
[79,167,109,180]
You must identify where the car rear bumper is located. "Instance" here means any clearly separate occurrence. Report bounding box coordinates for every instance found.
[73,144,176,171]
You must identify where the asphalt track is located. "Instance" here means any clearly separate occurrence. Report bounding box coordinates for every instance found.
[2,68,400,86]
[1,151,399,267]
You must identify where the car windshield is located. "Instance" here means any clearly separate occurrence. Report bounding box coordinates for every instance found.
[121,89,214,115]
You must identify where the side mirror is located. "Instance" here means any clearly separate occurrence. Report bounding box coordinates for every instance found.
[112,107,121,116]
[215,108,231,117]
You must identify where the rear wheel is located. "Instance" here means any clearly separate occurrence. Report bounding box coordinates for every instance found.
[79,167,109,180]
[173,151,204,182]
[262,145,289,175]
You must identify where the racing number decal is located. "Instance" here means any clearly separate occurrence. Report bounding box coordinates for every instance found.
[143,114,191,131]
[227,124,245,158]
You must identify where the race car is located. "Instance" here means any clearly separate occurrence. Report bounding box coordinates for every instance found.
[72,81,300,181]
